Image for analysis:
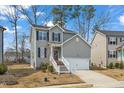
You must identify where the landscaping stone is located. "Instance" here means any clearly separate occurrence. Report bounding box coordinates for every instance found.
[0,74,18,85]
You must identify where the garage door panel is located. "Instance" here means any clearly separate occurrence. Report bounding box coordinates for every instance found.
[65,58,89,70]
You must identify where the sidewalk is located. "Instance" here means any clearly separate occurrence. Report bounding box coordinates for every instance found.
[42,83,93,88]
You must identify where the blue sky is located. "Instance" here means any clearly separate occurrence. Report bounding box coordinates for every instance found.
[0,5,124,51]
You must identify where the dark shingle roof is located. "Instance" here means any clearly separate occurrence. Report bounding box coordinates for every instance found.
[0,25,6,31]
[32,24,77,34]
[32,24,50,29]
[98,30,124,36]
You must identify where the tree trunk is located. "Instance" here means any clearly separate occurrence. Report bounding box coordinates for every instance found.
[87,19,90,41]
[15,22,19,63]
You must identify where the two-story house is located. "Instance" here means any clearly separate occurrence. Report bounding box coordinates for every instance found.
[0,26,6,64]
[91,29,124,68]
[30,24,91,73]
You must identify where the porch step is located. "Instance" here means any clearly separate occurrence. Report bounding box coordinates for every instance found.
[60,66,68,71]
[56,60,69,72]
[56,60,64,66]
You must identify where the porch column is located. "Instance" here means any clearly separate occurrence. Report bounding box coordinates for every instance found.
[50,45,53,61]
[61,45,63,58]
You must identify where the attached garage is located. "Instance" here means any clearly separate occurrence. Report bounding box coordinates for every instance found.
[65,58,90,70]
[63,34,91,70]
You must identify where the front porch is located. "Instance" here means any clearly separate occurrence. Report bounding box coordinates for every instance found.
[48,43,70,74]
[116,45,124,62]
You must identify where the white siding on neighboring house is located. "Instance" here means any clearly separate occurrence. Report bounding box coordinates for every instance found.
[91,31,107,68]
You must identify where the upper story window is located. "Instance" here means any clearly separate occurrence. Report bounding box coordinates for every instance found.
[108,37,116,45]
[39,32,48,40]
[37,31,48,41]
[52,32,61,42]
[120,37,124,42]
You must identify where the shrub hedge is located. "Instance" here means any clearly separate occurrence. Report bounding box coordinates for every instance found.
[0,64,8,75]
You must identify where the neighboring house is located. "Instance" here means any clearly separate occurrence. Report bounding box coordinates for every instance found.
[116,42,124,62]
[91,29,124,68]
[0,26,6,64]
[4,49,30,63]
[30,24,91,73]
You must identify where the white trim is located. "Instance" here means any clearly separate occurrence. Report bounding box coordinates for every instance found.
[49,24,65,32]
[62,34,91,47]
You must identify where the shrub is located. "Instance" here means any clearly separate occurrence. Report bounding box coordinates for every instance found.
[44,77,48,82]
[48,65,54,73]
[41,63,48,72]
[115,63,120,68]
[53,77,57,79]
[108,62,113,69]
[90,64,106,70]
[0,64,8,75]
[120,62,124,69]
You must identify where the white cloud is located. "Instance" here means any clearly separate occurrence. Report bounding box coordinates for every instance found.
[0,6,15,16]
[36,11,45,16]
[17,25,22,29]
[21,5,31,9]
[45,21,54,27]
[0,16,6,20]
[119,15,124,25]
[4,27,14,34]
[19,14,27,20]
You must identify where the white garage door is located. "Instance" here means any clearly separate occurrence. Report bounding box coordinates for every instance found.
[65,58,89,71]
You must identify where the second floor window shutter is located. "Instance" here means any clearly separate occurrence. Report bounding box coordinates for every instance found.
[52,32,54,41]
[36,31,39,40]
[47,32,49,41]
[58,33,60,42]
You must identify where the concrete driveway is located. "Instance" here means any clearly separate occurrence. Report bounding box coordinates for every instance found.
[73,70,124,88]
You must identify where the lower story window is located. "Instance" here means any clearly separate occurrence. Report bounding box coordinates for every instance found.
[38,47,47,58]
[108,50,117,58]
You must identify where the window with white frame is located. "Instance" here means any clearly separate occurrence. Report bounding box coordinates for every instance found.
[39,32,48,40]
[52,32,60,42]
[37,47,47,58]
[109,37,116,45]
[120,37,124,42]
[40,47,44,58]
[108,50,116,58]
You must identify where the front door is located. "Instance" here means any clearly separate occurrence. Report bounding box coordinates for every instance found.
[54,49,59,60]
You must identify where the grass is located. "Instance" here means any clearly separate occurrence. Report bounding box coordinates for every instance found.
[0,64,84,88]
[96,69,124,81]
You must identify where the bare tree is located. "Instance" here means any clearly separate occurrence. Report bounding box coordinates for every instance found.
[19,33,29,62]
[93,11,111,31]
[1,5,20,62]
[17,5,47,25]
